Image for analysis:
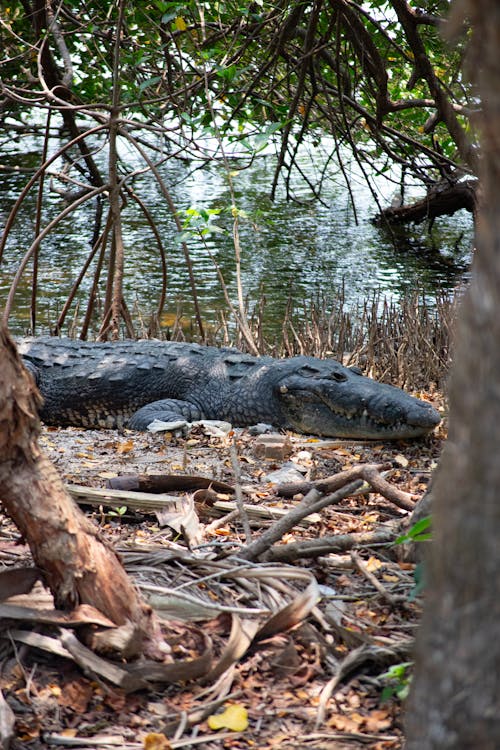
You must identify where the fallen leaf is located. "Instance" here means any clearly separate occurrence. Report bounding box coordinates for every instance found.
[117,439,135,454]
[394,454,409,468]
[208,703,249,732]
[365,556,383,572]
[365,708,393,732]
[143,732,172,749]
[58,680,94,713]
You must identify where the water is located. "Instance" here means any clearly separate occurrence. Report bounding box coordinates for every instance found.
[0,132,473,337]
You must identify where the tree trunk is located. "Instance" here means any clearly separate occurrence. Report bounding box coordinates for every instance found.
[0,326,162,659]
[405,2,500,747]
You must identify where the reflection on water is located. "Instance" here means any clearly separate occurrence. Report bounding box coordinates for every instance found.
[0,137,473,337]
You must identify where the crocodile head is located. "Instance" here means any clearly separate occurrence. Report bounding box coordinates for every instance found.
[273,359,441,439]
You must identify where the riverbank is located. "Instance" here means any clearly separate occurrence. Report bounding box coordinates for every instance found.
[0,388,445,749]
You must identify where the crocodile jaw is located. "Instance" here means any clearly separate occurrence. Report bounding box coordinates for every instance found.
[277,382,441,439]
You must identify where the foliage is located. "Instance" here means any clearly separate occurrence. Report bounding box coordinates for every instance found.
[395,515,431,545]
[395,516,430,600]
[0,0,476,335]
[380,661,413,702]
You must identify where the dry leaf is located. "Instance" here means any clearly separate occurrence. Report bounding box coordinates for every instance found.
[394,454,409,468]
[58,680,94,713]
[143,732,172,749]
[365,708,393,732]
[365,556,383,572]
[208,704,249,732]
[117,439,135,454]
[214,528,231,536]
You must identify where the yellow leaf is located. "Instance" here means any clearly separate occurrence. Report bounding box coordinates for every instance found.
[208,704,249,732]
[143,733,172,750]
[174,16,187,31]
[365,556,382,572]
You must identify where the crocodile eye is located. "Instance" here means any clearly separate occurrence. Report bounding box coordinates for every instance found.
[298,365,322,376]
[331,371,347,382]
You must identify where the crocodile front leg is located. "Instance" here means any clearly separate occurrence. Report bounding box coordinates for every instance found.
[127,399,203,431]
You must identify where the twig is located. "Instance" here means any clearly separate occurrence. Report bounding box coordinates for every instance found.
[350,550,401,607]
[315,639,413,728]
[229,437,252,542]
[276,462,415,512]
[234,480,364,562]
[264,528,397,563]
[205,509,240,533]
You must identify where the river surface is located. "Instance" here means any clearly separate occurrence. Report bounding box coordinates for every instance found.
[0,132,473,338]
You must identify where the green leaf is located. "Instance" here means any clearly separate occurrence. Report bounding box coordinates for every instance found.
[138,76,162,94]
[394,516,431,545]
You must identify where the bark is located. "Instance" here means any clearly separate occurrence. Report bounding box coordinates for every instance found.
[0,327,160,659]
[405,2,500,747]
[376,178,477,226]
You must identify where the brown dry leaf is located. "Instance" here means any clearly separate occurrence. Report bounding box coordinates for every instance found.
[295,688,310,701]
[143,733,172,750]
[335,574,353,589]
[117,439,135,454]
[365,708,393,732]
[333,448,352,457]
[268,734,291,747]
[61,729,78,738]
[103,688,127,712]
[17,720,41,742]
[58,679,94,713]
[328,711,364,732]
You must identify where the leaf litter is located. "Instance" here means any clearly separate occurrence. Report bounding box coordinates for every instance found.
[0,396,445,750]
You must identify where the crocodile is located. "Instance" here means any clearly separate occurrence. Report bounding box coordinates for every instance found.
[17,337,441,440]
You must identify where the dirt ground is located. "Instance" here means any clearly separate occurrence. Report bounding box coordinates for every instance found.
[0,398,446,750]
